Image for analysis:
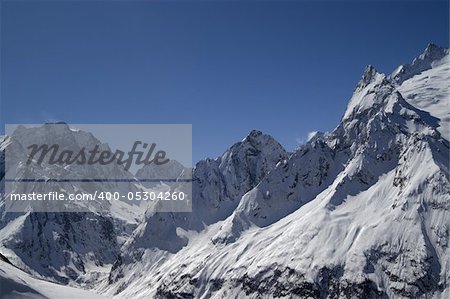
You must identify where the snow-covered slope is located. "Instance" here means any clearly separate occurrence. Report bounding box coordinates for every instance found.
[394,44,450,140]
[106,130,289,287]
[0,257,107,299]
[391,43,449,85]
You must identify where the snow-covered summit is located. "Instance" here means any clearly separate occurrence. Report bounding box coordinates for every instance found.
[395,44,449,140]
[343,65,390,120]
[391,43,449,84]
[357,65,383,89]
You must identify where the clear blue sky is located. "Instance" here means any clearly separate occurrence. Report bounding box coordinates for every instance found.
[1,1,448,162]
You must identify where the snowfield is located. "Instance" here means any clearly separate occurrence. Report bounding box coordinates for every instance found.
[0,257,106,299]
[395,48,450,140]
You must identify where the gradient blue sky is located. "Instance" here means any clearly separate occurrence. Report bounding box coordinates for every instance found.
[1,1,449,162]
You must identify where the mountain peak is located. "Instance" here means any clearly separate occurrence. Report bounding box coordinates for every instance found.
[242,130,269,143]
[391,43,449,84]
[357,65,382,89]
[422,43,447,59]
[343,65,389,120]
[241,129,270,144]
[247,129,263,139]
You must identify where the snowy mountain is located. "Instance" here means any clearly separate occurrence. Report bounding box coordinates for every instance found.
[391,43,449,85]
[106,130,289,286]
[101,44,449,298]
[0,43,449,298]
[0,125,144,287]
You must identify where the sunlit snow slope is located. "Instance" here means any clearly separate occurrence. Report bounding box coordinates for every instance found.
[0,258,106,299]
[395,44,450,140]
